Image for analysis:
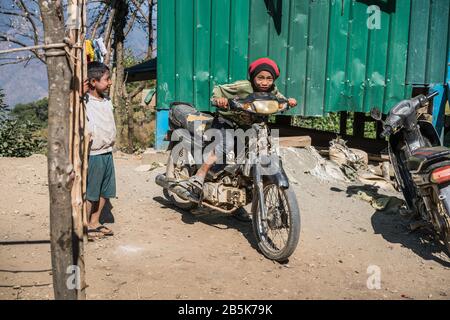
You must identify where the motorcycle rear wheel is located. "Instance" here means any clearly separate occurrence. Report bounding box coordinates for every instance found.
[434,186,450,256]
[443,217,450,256]
[252,183,300,262]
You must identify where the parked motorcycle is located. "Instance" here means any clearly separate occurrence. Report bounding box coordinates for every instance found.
[155,92,301,261]
[370,92,450,254]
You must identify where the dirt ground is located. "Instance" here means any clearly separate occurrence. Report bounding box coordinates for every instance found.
[0,150,449,300]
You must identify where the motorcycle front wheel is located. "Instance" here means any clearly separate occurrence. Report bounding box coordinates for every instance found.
[252,183,301,262]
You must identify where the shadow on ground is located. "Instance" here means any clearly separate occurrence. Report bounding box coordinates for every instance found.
[100,199,115,224]
[153,196,260,255]
[331,184,450,267]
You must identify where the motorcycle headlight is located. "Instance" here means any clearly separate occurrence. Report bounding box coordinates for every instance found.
[252,100,280,114]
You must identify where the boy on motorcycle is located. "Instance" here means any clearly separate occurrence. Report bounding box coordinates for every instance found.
[180,57,297,205]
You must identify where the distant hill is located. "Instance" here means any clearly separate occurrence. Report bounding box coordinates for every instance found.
[0,27,148,108]
[0,60,48,107]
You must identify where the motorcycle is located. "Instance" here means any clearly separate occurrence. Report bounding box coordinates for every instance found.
[370,92,450,254]
[155,92,301,261]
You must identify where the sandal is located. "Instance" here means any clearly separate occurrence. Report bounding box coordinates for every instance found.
[87,229,104,241]
[88,225,114,236]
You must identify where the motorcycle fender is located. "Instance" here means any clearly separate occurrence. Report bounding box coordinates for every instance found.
[259,154,290,189]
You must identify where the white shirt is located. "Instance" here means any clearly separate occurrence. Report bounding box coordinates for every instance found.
[85,94,117,156]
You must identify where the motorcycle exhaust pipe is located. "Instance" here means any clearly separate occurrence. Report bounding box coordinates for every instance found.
[155,174,194,202]
[155,174,170,189]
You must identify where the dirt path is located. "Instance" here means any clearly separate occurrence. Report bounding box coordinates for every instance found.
[0,152,449,300]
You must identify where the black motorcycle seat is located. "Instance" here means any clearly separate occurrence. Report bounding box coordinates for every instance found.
[407,146,450,171]
[169,103,214,134]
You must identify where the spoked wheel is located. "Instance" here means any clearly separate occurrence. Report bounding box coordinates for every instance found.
[252,183,300,261]
[163,147,197,211]
[433,187,450,256]
[443,217,450,256]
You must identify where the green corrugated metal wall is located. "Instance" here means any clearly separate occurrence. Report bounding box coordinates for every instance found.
[157,0,450,116]
[406,0,450,85]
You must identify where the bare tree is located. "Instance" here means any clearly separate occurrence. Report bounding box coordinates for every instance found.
[0,0,45,64]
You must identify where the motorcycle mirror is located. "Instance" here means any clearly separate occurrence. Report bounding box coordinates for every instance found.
[370,107,382,121]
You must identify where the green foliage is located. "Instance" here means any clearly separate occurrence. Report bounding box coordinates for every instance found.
[0,119,47,157]
[292,112,377,139]
[11,97,48,127]
[0,95,48,157]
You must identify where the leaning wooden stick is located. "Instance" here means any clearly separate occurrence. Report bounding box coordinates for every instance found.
[67,0,87,300]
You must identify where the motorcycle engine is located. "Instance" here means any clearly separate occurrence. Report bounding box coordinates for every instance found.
[203,182,246,207]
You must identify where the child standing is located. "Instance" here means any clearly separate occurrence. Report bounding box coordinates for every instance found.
[85,61,116,236]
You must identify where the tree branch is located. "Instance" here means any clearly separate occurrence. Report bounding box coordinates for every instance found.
[0,55,36,67]
[129,0,149,25]
[18,0,40,47]
[89,4,108,39]
[124,6,139,37]
[0,34,45,63]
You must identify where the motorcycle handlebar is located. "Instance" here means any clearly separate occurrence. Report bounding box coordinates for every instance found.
[211,97,292,112]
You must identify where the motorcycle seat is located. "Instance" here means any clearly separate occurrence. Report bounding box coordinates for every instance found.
[169,102,214,134]
[407,146,450,171]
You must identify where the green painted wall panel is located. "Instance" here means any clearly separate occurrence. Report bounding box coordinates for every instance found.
[175,0,194,102]
[305,0,330,116]
[346,1,370,113]
[193,0,212,110]
[406,0,430,84]
[229,0,250,83]
[284,0,309,116]
[325,0,351,113]
[363,8,390,113]
[248,0,270,60]
[156,0,176,109]
[384,0,411,112]
[210,0,232,87]
[426,0,450,84]
[407,0,450,85]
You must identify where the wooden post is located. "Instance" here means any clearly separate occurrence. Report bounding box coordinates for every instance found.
[339,111,348,136]
[353,112,366,138]
[376,119,384,140]
[39,0,77,300]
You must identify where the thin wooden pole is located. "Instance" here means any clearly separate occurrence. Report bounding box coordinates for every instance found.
[0,43,66,55]
[68,0,87,300]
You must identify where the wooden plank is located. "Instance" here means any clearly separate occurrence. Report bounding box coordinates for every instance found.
[279,136,311,148]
